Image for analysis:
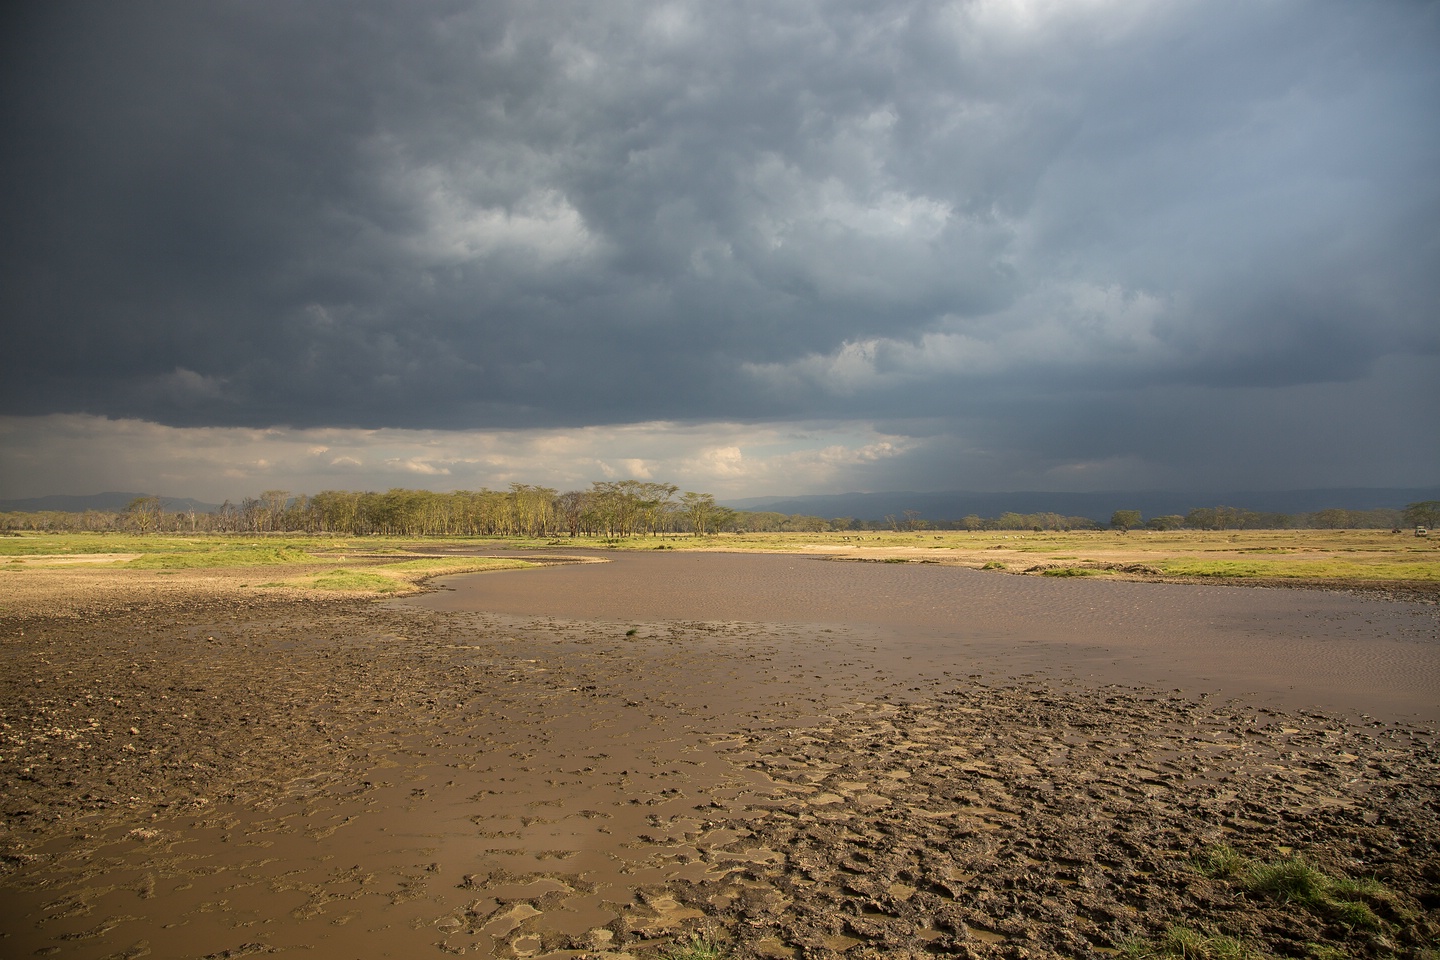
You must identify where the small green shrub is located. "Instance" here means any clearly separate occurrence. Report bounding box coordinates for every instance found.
[1196,844,1247,879]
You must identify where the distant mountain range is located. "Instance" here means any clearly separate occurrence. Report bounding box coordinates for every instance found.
[720,488,1440,523]
[0,492,222,514]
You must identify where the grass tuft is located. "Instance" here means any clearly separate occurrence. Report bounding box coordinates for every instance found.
[1195,844,1248,879]
[1121,926,1270,959]
[657,934,727,960]
[1195,846,1389,931]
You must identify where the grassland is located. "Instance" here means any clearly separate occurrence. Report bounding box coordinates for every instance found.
[1,528,1435,596]
[0,533,537,606]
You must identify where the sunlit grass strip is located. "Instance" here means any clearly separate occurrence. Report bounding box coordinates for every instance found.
[0,534,360,557]
[126,545,317,569]
[1157,559,1439,581]
[295,570,407,593]
[266,557,536,595]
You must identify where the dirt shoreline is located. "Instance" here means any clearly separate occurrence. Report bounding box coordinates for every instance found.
[2,561,1437,959]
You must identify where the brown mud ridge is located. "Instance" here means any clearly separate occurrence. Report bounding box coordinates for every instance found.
[2,584,1438,959]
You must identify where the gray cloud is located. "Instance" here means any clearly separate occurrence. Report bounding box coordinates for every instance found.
[2,0,1436,493]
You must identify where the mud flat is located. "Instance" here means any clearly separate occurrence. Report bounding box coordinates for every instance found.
[1,554,1437,959]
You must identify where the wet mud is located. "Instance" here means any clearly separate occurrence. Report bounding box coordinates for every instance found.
[2,555,1437,959]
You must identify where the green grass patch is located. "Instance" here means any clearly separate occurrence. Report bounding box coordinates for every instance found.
[261,556,536,595]
[1245,860,1386,930]
[1158,559,1438,581]
[301,570,407,593]
[1040,566,1099,577]
[1197,844,1249,879]
[1195,846,1391,931]
[1121,926,1271,960]
[0,533,351,557]
[126,545,317,569]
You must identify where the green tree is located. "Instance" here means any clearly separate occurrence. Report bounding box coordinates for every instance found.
[1110,510,1142,532]
[1403,501,1440,528]
[681,491,717,535]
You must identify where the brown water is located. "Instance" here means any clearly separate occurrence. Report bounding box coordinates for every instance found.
[412,551,1440,721]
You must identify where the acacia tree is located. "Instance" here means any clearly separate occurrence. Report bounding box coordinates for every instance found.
[681,491,716,535]
[124,496,163,533]
[1403,501,1440,528]
[1111,509,1142,532]
[589,481,646,536]
[555,490,588,537]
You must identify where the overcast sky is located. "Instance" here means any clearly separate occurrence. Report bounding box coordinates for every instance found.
[2,0,1436,502]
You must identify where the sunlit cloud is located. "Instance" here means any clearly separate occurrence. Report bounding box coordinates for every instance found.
[0,415,916,502]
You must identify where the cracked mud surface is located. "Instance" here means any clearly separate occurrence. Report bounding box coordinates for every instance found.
[1,554,1437,958]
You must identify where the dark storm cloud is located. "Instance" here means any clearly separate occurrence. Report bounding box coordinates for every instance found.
[2,1,1436,474]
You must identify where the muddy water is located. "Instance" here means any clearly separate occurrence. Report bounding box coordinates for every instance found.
[413,551,1440,722]
[3,556,1436,959]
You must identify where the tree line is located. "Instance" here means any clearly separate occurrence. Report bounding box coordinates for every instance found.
[1,487,1435,536]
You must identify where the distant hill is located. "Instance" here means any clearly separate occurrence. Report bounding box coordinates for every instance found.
[0,492,221,514]
[721,488,1440,523]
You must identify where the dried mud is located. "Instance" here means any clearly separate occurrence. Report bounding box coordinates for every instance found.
[1,555,1437,959]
